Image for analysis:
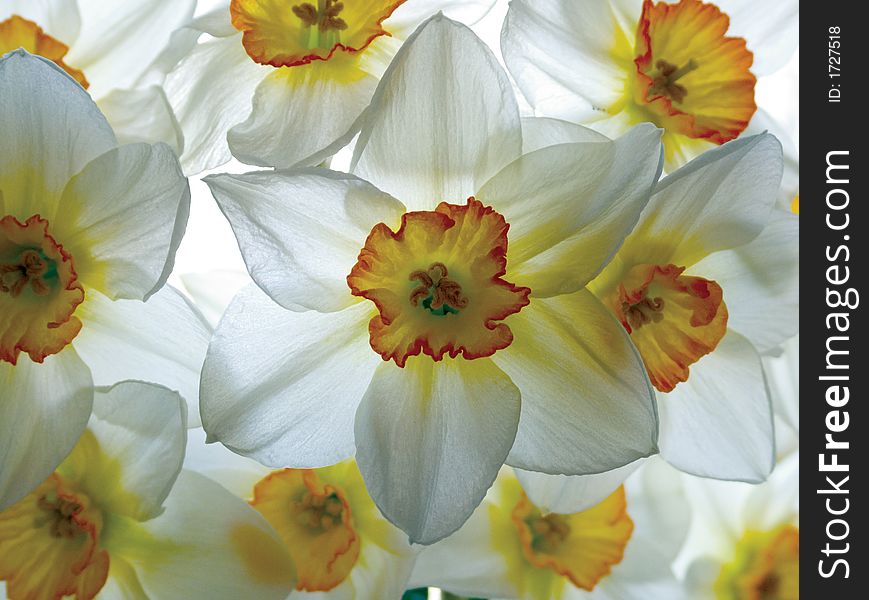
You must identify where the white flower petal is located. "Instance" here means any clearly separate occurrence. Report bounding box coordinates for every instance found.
[615,459,690,583]
[205,169,404,312]
[741,451,799,535]
[492,291,658,474]
[719,0,798,76]
[0,0,81,45]
[83,381,186,521]
[131,470,297,600]
[386,0,498,36]
[763,335,799,434]
[408,499,515,598]
[515,459,643,515]
[479,124,662,296]
[201,285,380,468]
[355,357,520,544]
[0,50,115,221]
[0,348,92,510]
[344,540,418,600]
[352,13,521,211]
[72,287,210,425]
[64,0,196,98]
[501,0,641,123]
[164,33,270,175]
[690,208,798,353]
[96,85,184,154]
[659,331,774,483]
[55,142,190,301]
[620,133,783,270]
[228,65,379,169]
[521,116,609,154]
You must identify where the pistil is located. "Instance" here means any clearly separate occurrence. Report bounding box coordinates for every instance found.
[649,58,698,103]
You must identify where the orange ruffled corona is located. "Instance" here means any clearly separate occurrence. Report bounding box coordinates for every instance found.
[715,525,799,600]
[610,263,727,392]
[231,0,406,68]
[631,0,756,144]
[0,474,109,600]
[250,469,360,592]
[511,487,633,591]
[0,215,84,365]
[0,15,89,88]
[348,197,531,367]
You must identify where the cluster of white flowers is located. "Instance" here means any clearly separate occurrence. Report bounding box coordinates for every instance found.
[0,0,798,599]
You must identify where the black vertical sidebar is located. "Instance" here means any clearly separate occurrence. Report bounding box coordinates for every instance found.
[801,2,865,597]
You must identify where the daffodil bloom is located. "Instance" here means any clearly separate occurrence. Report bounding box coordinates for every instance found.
[0,0,196,152]
[0,51,208,510]
[185,431,416,598]
[678,453,798,600]
[163,0,497,174]
[409,462,689,600]
[501,0,798,167]
[201,15,663,545]
[0,381,296,600]
[585,131,798,482]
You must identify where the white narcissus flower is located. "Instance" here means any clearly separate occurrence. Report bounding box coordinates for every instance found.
[0,0,196,153]
[0,51,209,510]
[677,453,798,600]
[0,381,297,600]
[501,0,798,168]
[163,0,498,174]
[185,429,417,598]
[409,461,690,600]
[586,131,797,483]
[201,15,664,545]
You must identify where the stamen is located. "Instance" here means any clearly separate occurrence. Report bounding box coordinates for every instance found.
[649,58,699,103]
[408,262,469,315]
[622,296,665,331]
[0,249,53,298]
[528,512,571,554]
[293,0,348,50]
[36,493,84,539]
[294,491,345,532]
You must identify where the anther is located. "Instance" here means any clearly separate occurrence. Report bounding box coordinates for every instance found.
[649,59,699,103]
[409,262,469,313]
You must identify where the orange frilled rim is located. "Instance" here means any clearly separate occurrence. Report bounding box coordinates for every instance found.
[632,0,756,144]
[0,15,89,88]
[610,263,728,392]
[511,486,634,591]
[250,468,360,592]
[0,215,84,365]
[231,0,407,68]
[347,197,531,368]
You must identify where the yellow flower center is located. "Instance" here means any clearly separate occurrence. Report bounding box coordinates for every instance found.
[250,469,360,592]
[0,474,109,600]
[230,0,407,68]
[608,263,727,392]
[511,487,634,592]
[715,525,799,600]
[0,215,84,365]
[628,0,756,145]
[347,197,531,367]
[0,15,88,88]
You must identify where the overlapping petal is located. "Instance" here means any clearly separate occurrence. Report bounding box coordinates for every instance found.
[71,286,211,424]
[201,285,381,468]
[491,291,657,475]
[355,357,520,544]
[0,50,115,221]
[352,13,522,211]
[658,331,774,482]
[55,142,190,301]
[205,169,405,312]
[0,348,92,510]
